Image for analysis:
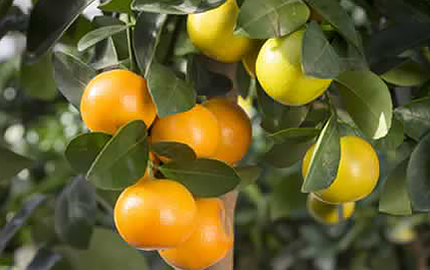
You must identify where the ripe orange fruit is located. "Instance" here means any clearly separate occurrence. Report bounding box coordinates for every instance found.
[114,179,197,250]
[159,198,233,270]
[307,194,355,225]
[203,97,252,165]
[150,104,221,158]
[302,136,380,204]
[80,69,156,134]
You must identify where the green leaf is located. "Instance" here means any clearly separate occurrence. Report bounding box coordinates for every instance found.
[87,120,149,190]
[150,142,196,161]
[65,133,112,174]
[374,117,404,151]
[235,0,310,39]
[407,133,430,211]
[0,0,13,20]
[131,0,226,14]
[331,35,368,72]
[99,0,133,13]
[236,63,252,98]
[90,37,120,70]
[26,247,62,270]
[147,62,195,118]
[379,159,412,215]
[57,228,149,270]
[302,116,340,192]
[93,16,129,60]
[375,0,430,23]
[302,21,340,79]
[61,16,95,46]
[335,70,393,140]
[235,166,261,190]
[268,127,320,144]
[381,61,430,87]
[52,51,96,110]
[0,144,32,182]
[133,12,167,77]
[306,0,361,49]
[159,158,241,197]
[21,52,57,101]
[263,139,313,168]
[77,25,129,52]
[55,177,96,249]
[394,97,430,141]
[25,0,97,63]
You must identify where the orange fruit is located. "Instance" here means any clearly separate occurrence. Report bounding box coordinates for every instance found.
[307,194,355,225]
[159,198,233,270]
[80,69,156,134]
[114,179,197,250]
[302,136,380,204]
[203,97,252,165]
[151,104,221,158]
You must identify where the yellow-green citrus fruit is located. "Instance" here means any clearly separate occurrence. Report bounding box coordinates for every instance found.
[307,194,355,225]
[187,0,255,63]
[302,136,380,204]
[256,30,332,106]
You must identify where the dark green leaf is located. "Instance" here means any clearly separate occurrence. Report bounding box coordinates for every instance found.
[302,116,340,192]
[375,0,430,23]
[99,0,133,13]
[407,133,430,211]
[379,159,412,215]
[236,62,252,98]
[87,120,149,190]
[52,51,97,110]
[78,25,129,52]
[93,16,129,60]
[236,0,310,39]
[331,35,368,72]
[90,37,120,70]
[263,139,313,168]
[55,177,96,249]
[306,0,361,49]
[133,12,167,77]
[394,97,430,141]
[335,70,393,139]
[235,166,261,190]
[150,142,196,161]
[61,16,95,46]
[0,144,32,182]
[0,0,13,20]
[132,0,226,14]
[65,133,112,174]
[26,247,62,270]
[381,61,430,87]
[374,117,404,151]
[268,127,320,144]
[302,21,340,79]
[21,52,57,101]
[25,0,97,63]
[159,158,241,197]
[147,62,195,118]
[0,195,46,255]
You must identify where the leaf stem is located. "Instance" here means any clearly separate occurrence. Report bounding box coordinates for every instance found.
[126,15,137,73]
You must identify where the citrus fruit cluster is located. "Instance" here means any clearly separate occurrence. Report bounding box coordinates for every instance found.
[302,136,380,225]
[80,68,252,269]
[187,0,332,106]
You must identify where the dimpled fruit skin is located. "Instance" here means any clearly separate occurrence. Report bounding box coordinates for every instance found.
[187,0,254,63]
[80,69,156,134]
[203,97,252,165]
[256,30,332,106]
[307,194,355,225]
[114,179,197,250]
[302,136,380,204]
[159,198,233,270]
[150,104,221,159]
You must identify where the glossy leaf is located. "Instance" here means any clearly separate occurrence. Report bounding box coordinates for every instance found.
[26,247,62,270]
[90,37,120,70]
[0,195,46,255]
[159,158,241,197]
[65,133,112,174]
[93,16,129,60]
[78,25,129,52]
[21,52,57,101]
[87,120,149,190]
[0,144,32,182]
[147,62,195,118]
[374,117,404,151]
[302,21,340,79]
[236,0,310,39]
[25,0,97,63]
[381,61,430,87]
[99,0,133,13]
[306,0,360,49]
[263,139,313,168]
[335,70,392,140]
[132,0,226,14]
[331,35,368,72]
[133,12,167,77]
[302,116,340,192]
[52,51,97,110]
[407,133,430,211]
[394,97,430,141]
[379,159,412,215]
[268,127,320,144]
[235,166,261,190]
[150,142,196,161]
